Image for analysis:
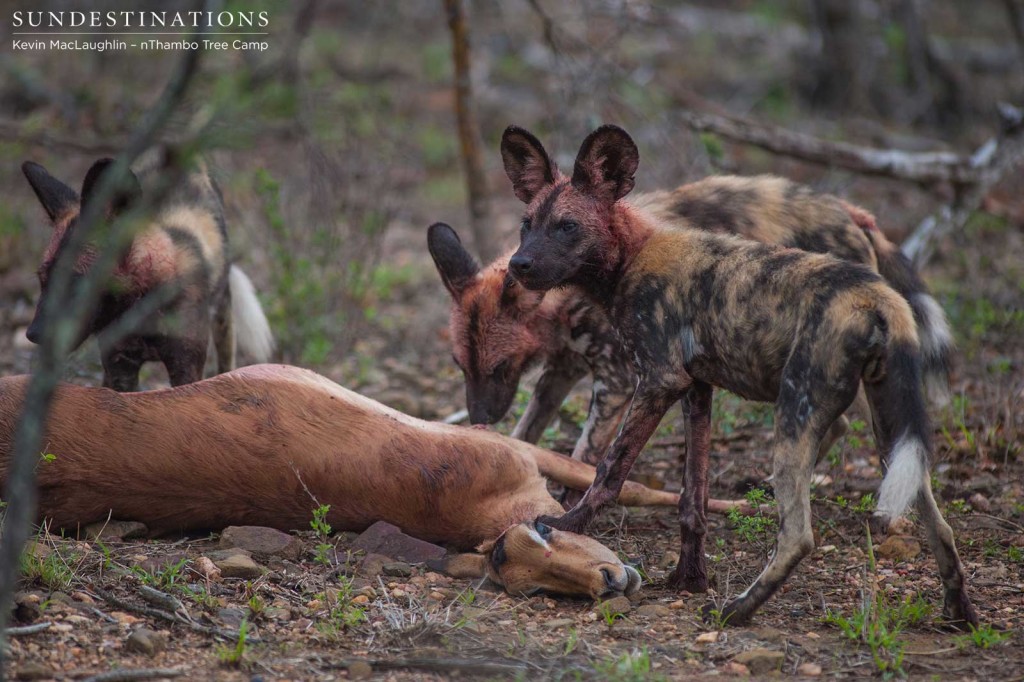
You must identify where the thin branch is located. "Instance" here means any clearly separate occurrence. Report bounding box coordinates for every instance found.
[0,2,218,675]
[3,622,53,637]
[0,120,122,154]
[81,668,187,682]
[674,108,973,186]
[444,0,496,261]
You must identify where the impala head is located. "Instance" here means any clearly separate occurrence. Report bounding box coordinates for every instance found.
[440,518,642,599]
[21,158,142,348]
[501,124,639,292]
[427,222,549,424]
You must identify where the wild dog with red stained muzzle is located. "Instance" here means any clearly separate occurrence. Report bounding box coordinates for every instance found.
[497,124,976,628]
[21,151,274,390]
[429,177,953,473]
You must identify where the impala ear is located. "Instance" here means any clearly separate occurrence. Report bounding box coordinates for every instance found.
[571,124,639,203]
[501,125,557,203]
[427,222,481,298]
[426,552,488,579]
[81,158,142,219]
[22,161,79,222]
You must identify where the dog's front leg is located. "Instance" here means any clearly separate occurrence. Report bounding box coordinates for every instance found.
[511,350,588,443]
[668,381,712,592]
[543,381,681,534]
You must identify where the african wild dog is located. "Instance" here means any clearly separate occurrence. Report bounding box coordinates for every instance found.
[499,124,977,627]
[428,177,953,473]
[21,151,274,391]
[0,364,723,598]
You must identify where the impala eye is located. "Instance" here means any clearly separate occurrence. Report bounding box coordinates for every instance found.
[520,218,531,233]
[535,519,553,539]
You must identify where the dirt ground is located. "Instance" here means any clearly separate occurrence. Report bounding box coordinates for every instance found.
[2,2,1024,680]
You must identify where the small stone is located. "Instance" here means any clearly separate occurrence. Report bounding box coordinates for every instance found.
[347,660,373,680]
[748,626,786,643]
[220,526,303,561]
[350,521,446,563]
[194,556,223,582]
[357,553,390,577]
[266,607,291,621]
[125,628,166,656]
[797,662,822,676]
[70,591,96,604]
[696,631,720,644]
[875,535,922,562]
[14,663,52,681]
[733,648,784,675]
[595,595,632,617]
[390,589,406,599]
[218,607,247,629]
[110,611,142,626]
[542,618,575,629]
[634,604,671,618]
[213,553,264,579]
[84,520,148,541]
[134,553,188,576]
[351,595,369,605]
[721,661,750,676]
[968,492,991,513]
[382,561,413,577]
[428,590,446,600]
[669,599,686,610]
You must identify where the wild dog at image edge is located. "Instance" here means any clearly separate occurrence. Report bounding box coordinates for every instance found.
[21,151,274,391]
[0,364,748,599]
[428,176,953,472]
[497,123,977,627]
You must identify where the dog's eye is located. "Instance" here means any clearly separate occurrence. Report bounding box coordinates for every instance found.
[535,520,552,539]
[559,220,578,233]
[492,359,510,376]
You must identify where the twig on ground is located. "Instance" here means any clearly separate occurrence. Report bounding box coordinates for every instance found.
[93,587,251,642]
[325,657,532,675]
[80,668,187,682]
[4,622,52,637]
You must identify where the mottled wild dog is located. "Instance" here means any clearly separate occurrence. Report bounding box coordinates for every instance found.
[0,365,738,599]
[501,124,977,627]
[428,177,952,469]
[21,152,274,391]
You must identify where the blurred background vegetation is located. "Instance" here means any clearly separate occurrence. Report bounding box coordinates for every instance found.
[1,0,1021,421]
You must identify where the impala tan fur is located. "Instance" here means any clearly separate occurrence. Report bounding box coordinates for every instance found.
[0,364,740,599]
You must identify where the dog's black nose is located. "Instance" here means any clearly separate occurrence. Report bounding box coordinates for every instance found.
[509,254,533,278]
[25,320,41,344]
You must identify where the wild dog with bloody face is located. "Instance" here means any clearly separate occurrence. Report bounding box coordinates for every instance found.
[21,151,274,391]
[429,178,952,469]
[499,124,976,627]
[0,365,747,599]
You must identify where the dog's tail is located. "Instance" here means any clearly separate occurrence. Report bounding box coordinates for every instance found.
[229,265,275,363]
[841,201,953,406]
[528,445,746,513]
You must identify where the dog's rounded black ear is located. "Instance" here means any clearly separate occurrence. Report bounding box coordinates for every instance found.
[571,124,639,203]
[501,125,557,203]
[22,161,79,223]
[427,222,481,298]
[81,158,142,218]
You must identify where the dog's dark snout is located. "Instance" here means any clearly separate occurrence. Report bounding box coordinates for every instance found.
[509,254,533,277]
[25,320,41,345]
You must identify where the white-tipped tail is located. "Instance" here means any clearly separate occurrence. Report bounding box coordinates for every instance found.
[875,432,926,523]
[911,293,953,406]
[229,265,275,362]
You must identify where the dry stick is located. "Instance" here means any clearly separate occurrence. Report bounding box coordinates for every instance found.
[81,669,187,682]
[444,0,496,261]
[3,622,52,637]
[326,657,532,675]
[0,3,216,676]
[91,587,250,642]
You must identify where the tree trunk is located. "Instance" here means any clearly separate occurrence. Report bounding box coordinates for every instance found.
[444,0,497,261]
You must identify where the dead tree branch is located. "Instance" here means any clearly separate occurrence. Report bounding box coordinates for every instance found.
[444,0,496,261]
[902,104,1024,266]
[675,108,975,185]
[0,2,215,674]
